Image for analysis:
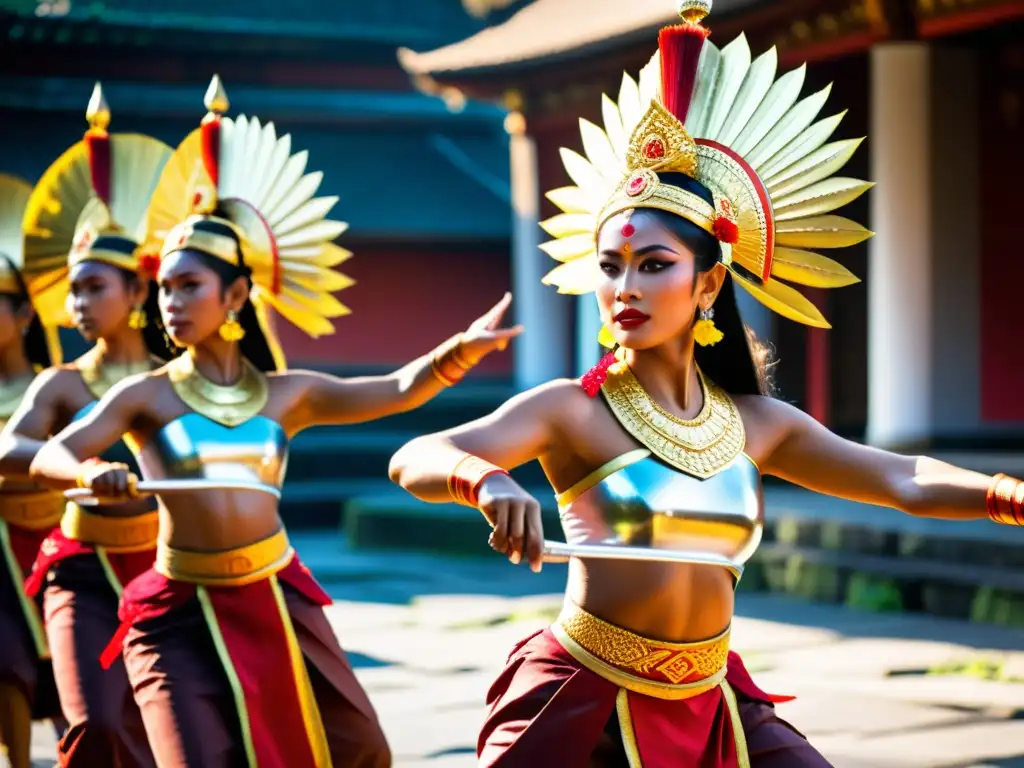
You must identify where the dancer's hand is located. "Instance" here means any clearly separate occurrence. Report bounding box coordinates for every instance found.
[458,292,524,365]
[477,472,544,573]
[78,461,138,500]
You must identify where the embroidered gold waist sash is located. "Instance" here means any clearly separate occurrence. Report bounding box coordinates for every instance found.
[552,603,730,700]
[156,528,293,587]
[61,504,159,553]
[0,492,66,530]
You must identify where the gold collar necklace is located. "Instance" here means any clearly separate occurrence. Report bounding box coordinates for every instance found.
[166,352,268,427]
[78,354,156,401]
[600,362,745,479]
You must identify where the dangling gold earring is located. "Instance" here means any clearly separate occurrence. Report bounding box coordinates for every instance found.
[693,307,724,347]
[128,305,147,330]
[218,309,246,342]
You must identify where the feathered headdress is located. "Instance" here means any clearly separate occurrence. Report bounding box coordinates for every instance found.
[21,83,172,329]
[145,75,354,370]
[540,0,872,328]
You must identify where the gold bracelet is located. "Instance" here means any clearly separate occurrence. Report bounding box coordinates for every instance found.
[987,474,1023,526]
[430,357,459,388]
[450,342,474,372]
[447,454,508,508]
[76,458,105,489]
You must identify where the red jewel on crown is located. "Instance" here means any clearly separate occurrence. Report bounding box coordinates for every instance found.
[627,173,648,197]
[643,137,666,160]
[73,229,96,252]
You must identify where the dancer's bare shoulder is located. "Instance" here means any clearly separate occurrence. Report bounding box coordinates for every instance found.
[733,394,817,470]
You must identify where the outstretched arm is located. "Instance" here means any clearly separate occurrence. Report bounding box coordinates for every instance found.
[284,293,522,432]
[0,368,65,479]
[389,379,579,571]
[28,375,153,491]
[754,397,1001,521]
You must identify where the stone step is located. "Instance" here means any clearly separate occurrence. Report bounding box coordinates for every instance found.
[278,478,390,529]
[286,431,547,486]
[737,488,1024,628]
[343,489,564,556]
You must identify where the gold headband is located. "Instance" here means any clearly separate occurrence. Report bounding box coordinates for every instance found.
[161,220,241,267]
[597,171,716,237]
[68,227,141,274]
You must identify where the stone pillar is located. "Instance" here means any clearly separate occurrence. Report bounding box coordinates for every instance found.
[928,48,980,438]
[508,113,571,389]
[867,44,933,448]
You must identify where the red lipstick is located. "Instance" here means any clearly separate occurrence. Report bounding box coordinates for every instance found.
[613,307,650,330]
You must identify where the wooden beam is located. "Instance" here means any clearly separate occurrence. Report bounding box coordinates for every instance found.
[0,76,506,127]
[915,0,1024,38]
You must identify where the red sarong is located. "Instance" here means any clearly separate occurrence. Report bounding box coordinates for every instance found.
[0,519,61,718]
[24,528,154,599]
[479,628,795,768]
[103,556,335,768]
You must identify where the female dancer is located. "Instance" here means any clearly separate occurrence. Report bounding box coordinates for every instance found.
[388,2,1024,765]
[27,76,520,768]
[0,86,176,766]
[0,174,63,768]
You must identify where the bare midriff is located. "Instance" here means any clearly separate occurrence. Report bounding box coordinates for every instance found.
[157,492,283,553]
[568,559,735,643]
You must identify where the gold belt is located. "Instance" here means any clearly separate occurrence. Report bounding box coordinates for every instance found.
[155,529,293,587]
[61,503,159,553]
[552,603,730,700]
[0,492,65,530]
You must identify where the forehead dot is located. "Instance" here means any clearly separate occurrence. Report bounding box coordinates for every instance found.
[622,223,636,238]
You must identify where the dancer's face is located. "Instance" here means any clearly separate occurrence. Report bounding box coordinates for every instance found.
[68,261,140,343]
[0,294,29,352]
[595,209,724,351]
[157,250,247,349]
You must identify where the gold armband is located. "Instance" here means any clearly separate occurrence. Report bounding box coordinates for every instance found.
[430,334,474,388]
[447,454,508,508]
[986,474,1024,526]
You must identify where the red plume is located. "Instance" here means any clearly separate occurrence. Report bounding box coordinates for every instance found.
[659,22,709,126]
[84,83,112,206]
[85,131,111,206]
[200,114,221,187]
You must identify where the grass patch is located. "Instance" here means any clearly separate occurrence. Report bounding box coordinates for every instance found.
[445,604,561,631]
[926,658,1024,684]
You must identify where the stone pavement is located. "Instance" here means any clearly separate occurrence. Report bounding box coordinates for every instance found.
[14,534,1024,767]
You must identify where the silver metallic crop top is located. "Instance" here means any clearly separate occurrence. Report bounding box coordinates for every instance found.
[138,413,289,489]
[556,448,764,579]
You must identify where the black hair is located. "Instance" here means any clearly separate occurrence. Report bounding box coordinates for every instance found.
[177,216,278,373]
[115,269,178,362]
[624,173,773,397]
[0,255,51,369]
